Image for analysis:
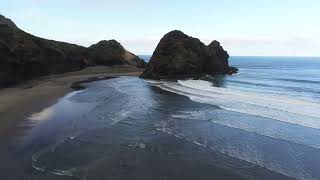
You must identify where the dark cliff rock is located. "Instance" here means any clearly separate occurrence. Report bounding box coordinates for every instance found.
[0,14,145,87]
[0,15,88,87]
[141,30,237,79]
[89,40,145,68]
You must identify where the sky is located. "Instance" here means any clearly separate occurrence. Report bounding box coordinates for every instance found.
[1,0,320,56]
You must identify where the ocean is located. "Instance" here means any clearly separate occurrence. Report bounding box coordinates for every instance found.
[12,56,320,179]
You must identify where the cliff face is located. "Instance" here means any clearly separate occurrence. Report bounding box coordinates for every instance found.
[0,14,89,87]
[0,14,145,87]
[89,40,145,68]
[141,30,237,79]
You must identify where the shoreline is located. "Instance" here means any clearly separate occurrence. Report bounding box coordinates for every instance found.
[0,65,143,142]
[0,66,298,180]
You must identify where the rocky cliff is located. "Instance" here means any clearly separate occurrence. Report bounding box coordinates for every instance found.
[89,40,145,68]
[141,30,237,79]
[0,14,145,87]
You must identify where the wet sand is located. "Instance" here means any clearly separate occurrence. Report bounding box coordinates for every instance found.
[0,66,142,138]
[0,69,295,180]
[0,66,144,180]
[0,66,142,144]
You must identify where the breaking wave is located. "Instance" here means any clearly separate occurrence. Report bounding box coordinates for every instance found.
[145,79,320,129]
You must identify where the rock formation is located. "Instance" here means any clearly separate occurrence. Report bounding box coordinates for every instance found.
[88,40,145,68]
[141,30,237,79]
[0,14,145,87]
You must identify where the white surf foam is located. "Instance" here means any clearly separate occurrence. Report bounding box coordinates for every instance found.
[146,79,320,129]
[27,107,55,122]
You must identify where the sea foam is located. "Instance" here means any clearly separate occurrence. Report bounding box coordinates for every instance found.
[146,79,320,129]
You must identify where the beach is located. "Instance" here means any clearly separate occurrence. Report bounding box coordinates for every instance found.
[1,1,319,179]
[0,66,291,180]
[0,65,143,180]
[1,57,320,180]
[9,76,295,180]
[0,65,143,138]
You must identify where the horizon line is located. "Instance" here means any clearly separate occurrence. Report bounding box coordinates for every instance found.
[138,55,320,58]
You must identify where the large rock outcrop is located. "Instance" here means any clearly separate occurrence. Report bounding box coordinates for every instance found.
[89,40,145,68]
[141,30,237,79]
[0,14,145,87]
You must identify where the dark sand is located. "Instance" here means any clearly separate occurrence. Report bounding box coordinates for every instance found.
[0,66,142,180]
[0,66,142,139]
[0,67,294,180]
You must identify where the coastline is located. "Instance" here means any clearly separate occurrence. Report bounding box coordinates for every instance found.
[0,65,143,142]
[0,64,301,180]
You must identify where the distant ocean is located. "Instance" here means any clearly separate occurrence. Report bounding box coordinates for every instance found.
[17,56,320,179]
[140,55,320,125]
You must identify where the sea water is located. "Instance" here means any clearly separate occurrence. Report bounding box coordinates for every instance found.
[15,56,320,180]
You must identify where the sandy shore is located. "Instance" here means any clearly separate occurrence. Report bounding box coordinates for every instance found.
[0,66,296,180]
[0,65,142,180]
[0,65,143,141]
